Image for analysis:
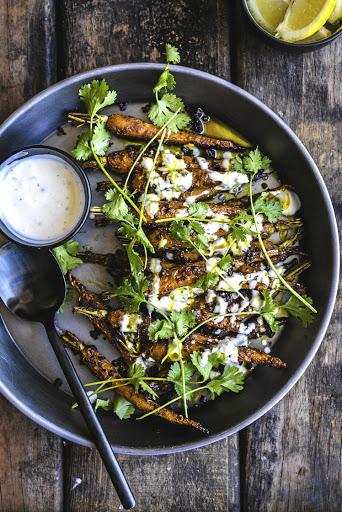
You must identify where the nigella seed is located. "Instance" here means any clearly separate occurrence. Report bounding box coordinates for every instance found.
[56,126,66,136]
[119,102,128,111]
[142,104,151,113]
[203,149,216,159]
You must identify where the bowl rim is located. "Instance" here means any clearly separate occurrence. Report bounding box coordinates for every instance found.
[241,0,342,49]
[0,63,339,454]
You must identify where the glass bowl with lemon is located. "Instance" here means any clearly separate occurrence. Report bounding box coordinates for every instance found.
[243,0,342,50]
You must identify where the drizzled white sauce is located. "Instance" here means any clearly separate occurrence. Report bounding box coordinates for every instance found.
[0,155,85,242]
[269,189,301,216]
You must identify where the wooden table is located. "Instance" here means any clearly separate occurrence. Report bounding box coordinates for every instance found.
[0,1,341,511]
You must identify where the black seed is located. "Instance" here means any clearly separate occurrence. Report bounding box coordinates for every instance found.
[56,126,66,136]
[142,104,151,113]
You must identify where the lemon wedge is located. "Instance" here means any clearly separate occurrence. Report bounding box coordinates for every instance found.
[298,26,332,43]
[276,0,338,41]
[246,0,290,34]
[328,0,342,23]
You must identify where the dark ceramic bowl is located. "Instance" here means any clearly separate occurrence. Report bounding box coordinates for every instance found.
[0,145,91,248]
[0,64,339,454]
[242,0,342,52]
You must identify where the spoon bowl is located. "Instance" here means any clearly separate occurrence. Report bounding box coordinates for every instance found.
[0,242,135,510]
[0,243,65,322]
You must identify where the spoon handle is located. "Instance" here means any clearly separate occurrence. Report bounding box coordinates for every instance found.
[46,323,135,510]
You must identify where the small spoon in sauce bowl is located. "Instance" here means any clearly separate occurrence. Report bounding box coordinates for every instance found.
[0,243,135,510]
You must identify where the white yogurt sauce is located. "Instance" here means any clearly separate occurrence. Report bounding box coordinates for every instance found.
[0,154,85,242]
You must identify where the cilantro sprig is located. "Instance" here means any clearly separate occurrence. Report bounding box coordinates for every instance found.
[169,218,243,297]
[254,192,283,223]
[148,44,191,133]
[71,79,145,220]
[233,148,316,316]
[53,239,83,274]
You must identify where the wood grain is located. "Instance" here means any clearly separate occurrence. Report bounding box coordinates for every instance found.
[234,4,342,511]
[0,394,63,512]
[63,436,240,512]
[57,0,232,79]
[0,0,56,123]
[0,2,62,511]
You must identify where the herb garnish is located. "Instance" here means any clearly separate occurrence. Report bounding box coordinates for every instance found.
[233,148,316,316]
[53,239,83,274]
[148,44,191,133]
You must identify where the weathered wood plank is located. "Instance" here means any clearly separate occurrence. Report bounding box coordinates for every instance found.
[234,4,342,511]
[64,436,239,512]
[0,394,63,512]
[0,0,57,123]
[0,1,62,511]
[58,2,240,511]
[58,0,232,79]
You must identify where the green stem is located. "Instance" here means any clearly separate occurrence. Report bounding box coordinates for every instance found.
[123,107,181,189]
[137,385,208,420]
[91,143,145,220]
[179,311,253,344]
[248,178,316,313]
[188,239,244,300]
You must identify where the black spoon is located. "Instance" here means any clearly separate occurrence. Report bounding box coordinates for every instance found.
[0,242,135,510]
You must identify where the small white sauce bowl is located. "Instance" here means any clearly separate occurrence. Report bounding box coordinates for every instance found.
[0,145,91,248]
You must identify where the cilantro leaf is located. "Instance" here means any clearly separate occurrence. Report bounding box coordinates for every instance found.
[218,254,232,271]
[188,220,205,234]
[165,43,181,64]
[102,188,129,221]
[281,294,315,328]
[153,69,176,94]
[148,310,196,341]
[113,396,135,419]
[78,79,117,118]
[206,366,245,398]
[94,398,111,412]
[127,363,158,399]
[254,193,283,223]
[71,132,92,161]
[169,220,192,242]
[196,271,219,291]
[260,290,280,333]
[188,202,210,219]
[149,93,189,132]
[118,222,154,253]
[148,319,173,341]
[170,310,196,338]
[190,350,226,382]
[233,148,271,177]
[229,212,256,242]
[91,121,111,156]
[112,274,150,312]
[167,361,195,396]
[126,240,144,276]
[191,233,209,251]
[53,240,83,274]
